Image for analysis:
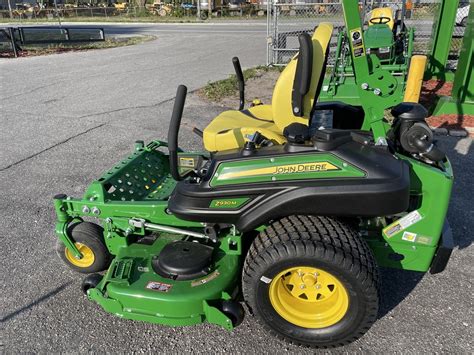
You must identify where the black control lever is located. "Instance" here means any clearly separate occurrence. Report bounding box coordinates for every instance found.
[232,57,245,110]
[168,85,187,181]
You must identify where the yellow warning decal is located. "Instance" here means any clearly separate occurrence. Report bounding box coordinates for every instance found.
[402,232,417,242]
[220,162,339,180]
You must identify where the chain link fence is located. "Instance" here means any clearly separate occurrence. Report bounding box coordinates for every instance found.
[266,0,463,70]
[450,2,470,69]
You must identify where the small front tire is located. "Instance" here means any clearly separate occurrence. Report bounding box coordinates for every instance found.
[221,300,245,327]
[56,222,111,273]
[82,273,103,294]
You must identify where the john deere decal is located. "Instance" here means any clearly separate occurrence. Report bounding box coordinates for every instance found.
[210,154,366,187]
[220,162,339,180]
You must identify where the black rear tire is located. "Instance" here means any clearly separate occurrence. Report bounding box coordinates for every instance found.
[56,222,111,274]
[242,215,379,348]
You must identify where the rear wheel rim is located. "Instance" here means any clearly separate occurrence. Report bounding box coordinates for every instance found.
[269,266,349,328]
[65,242,95,268]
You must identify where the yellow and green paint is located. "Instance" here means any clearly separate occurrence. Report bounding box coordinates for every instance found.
[211,154,365,187]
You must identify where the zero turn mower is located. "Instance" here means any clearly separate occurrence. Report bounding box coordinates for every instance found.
[53,2,454,348]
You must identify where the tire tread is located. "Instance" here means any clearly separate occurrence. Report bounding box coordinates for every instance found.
[242,215,379,348]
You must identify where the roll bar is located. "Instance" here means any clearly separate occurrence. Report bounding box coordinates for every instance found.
[167,85,187,181]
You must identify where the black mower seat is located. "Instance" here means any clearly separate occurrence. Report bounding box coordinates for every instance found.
[203,23,334,152]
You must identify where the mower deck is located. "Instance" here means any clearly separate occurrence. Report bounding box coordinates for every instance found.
[87,233,240,328]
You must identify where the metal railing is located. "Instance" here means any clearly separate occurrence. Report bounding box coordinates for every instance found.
[0,25,105,57]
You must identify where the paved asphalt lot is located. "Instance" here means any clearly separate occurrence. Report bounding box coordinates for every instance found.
[0,23,472,353]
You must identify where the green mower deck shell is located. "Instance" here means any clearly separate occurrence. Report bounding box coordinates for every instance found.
[87,233,240,329]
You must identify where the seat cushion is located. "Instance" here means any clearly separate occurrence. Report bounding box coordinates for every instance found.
[203,105,286,152]
[203,22,334,152]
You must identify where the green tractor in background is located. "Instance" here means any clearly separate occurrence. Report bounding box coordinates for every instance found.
[320,2,425,113]
[52,1,454,349]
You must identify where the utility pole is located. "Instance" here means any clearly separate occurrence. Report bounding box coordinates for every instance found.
[7,0,13,19]
[54,0,62,26]
[197,0,201,19]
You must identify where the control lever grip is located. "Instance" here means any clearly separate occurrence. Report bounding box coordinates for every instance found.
[168,85,187,181]
[232,57,245,110]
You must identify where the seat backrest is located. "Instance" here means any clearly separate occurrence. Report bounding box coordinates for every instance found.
[292,33,313,118]
[369,7,394,30]
[271,23,334,132]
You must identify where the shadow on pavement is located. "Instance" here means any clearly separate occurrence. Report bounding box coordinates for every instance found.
[0,281,72,323]
[378,268,423,319]
[438,137,473,250]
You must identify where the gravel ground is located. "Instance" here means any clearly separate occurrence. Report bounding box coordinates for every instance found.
[0,23,473,353]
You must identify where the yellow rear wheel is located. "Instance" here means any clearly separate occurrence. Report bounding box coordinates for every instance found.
[269,266,349,328]
[242,216,379,348]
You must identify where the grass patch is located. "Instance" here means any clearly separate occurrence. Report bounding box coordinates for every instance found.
[5,35,155,57]
[201,66,282,102]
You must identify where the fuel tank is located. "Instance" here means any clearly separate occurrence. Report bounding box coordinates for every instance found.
[169,133,410,232]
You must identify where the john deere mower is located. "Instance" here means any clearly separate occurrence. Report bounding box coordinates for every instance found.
[53,2,454,349]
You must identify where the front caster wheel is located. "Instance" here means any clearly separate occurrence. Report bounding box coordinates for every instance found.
[220,300,245,327]
[82,273,103,294]
[56,222,111,273]
[242,215,379,348]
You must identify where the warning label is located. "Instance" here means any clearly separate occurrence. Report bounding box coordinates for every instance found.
[353,47,365,57]
[384,210,422,238]
[179,157,195,167]
[350,28,365,57]
[146,281,172,293]
[402,232,417,242]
